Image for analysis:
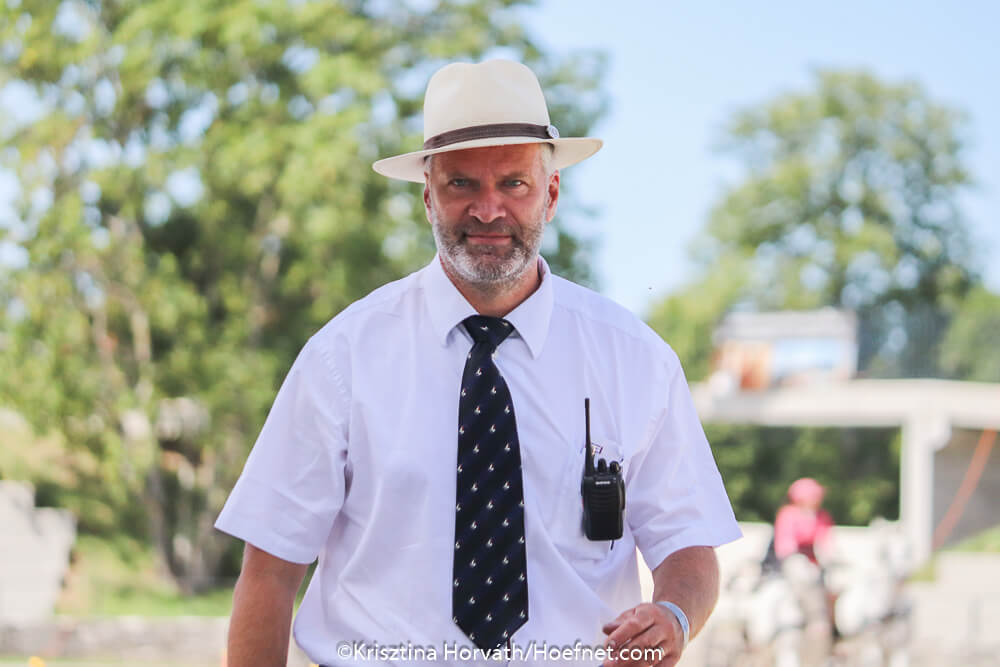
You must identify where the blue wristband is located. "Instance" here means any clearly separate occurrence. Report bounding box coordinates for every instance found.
[655,600,690,648]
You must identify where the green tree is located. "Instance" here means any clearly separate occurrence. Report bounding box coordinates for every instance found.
[651,69,977,380]
[939,286,1000,382]
[0,0,606,592]
[708,424,900,525]
[645,271,745,383]
[647,70,982,524]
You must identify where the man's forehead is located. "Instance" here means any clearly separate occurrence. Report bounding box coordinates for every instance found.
[430,143,543,172]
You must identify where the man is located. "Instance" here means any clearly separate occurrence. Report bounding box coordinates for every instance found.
[216,59,740,667]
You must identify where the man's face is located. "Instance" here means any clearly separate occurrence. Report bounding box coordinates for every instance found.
[424,143,559,290]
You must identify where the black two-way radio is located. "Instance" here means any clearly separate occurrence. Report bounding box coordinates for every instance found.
[580,398,625,541]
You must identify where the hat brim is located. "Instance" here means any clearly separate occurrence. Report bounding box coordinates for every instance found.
[372,136,603,183]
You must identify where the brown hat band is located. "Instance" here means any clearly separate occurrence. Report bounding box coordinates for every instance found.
[423,123,559,150]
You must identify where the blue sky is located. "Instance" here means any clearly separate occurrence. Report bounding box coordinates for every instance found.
[522,0,1000,314]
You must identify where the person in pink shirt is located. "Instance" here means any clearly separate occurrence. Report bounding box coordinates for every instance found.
[764,477,834,667]
[774,477,834,565]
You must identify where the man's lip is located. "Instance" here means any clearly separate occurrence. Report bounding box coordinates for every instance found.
[465,234,512,244]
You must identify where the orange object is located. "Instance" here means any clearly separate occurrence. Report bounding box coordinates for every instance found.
[932,429,996,550]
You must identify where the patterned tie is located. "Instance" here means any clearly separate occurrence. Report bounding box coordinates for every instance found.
[452,315,529,650]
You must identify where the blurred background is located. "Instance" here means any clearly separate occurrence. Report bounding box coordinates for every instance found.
[1,0,997,665]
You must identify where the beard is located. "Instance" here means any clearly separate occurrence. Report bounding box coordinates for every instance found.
[430,205,547,292]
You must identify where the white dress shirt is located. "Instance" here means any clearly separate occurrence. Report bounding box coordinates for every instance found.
[215,256,741,666]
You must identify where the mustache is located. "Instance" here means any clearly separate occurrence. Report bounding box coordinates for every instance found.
[457,221,520,238]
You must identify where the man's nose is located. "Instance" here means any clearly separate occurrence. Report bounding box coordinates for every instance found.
[467,186,505,223]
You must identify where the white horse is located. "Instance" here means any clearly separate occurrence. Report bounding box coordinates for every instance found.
[702,519,913,667]
[825,518,913,667]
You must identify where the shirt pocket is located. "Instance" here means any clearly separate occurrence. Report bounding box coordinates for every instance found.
[548,437,627,566]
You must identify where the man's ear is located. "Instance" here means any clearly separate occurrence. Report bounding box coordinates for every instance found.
[423,182,432,220]
[545,169,560,222]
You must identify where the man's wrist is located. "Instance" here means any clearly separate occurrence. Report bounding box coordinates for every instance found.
[654,600,690,648]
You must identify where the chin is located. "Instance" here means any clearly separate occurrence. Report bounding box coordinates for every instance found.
[456,258,522,286]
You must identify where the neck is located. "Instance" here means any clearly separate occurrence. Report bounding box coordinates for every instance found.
[440,256,542,317]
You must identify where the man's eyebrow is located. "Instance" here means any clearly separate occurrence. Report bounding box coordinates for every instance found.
[438,169,531,180]
[499,170,532,180]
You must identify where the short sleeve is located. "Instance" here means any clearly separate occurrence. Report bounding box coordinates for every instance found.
[626,351,741,570]
[215,336,349,564]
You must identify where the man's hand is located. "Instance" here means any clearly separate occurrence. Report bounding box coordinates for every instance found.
[601,602,683,667]
[601,546,721,667]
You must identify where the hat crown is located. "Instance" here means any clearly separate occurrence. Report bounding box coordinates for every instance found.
[423,60,551,141]
[372,59,601,182]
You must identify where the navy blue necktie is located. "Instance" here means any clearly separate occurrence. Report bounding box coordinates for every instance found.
[452,315,529,650]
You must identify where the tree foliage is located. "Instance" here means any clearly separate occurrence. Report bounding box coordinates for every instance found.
[651,69,978,379]
[647,70,987,524]
[938,286,1000,383]
[0,0,607,591]
[708,424,900,525]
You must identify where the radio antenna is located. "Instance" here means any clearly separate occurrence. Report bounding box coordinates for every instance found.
[584,397,595,475]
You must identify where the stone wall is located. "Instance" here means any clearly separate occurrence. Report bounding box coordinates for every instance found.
[0,616,315,666]
[0,616,228,661]
[0,481,76,623]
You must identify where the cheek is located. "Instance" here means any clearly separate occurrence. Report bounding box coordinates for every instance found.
[432,197,466,219]
[523,198,550,225]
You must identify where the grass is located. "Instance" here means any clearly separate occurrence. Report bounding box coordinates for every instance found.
[908,558,936,582]
[56,534,234,617]
[62,584,235,617]
[947,523,1000,552]
[909,524,1000,582]
[55,532,314,617]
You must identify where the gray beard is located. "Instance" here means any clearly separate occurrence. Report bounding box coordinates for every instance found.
[430,209,545,292]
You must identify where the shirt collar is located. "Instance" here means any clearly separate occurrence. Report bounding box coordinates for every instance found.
[422,254,553,359]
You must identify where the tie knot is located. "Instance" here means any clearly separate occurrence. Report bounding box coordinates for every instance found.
[463,315,514,350]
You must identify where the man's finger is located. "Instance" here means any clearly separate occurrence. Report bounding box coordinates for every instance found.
[613,624,670,667]
[604,612,655,652]
[604,604,683,667]
[601,607,635,636]
[613,623,666,667]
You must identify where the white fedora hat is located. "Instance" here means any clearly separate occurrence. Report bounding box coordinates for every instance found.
[372,59,603,183]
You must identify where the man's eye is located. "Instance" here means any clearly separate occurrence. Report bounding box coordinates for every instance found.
[449,178,470,187]
[505,179,525,187]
